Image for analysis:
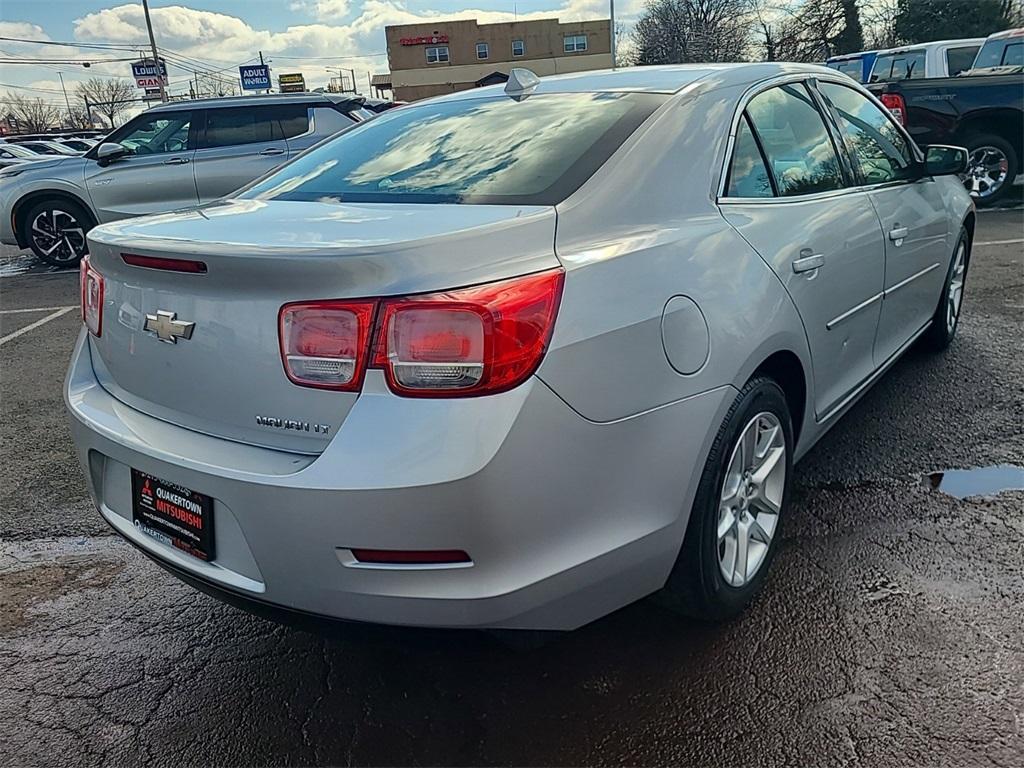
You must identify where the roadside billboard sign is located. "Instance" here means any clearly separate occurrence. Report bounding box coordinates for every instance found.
[239,64,271,91]
[131,59,167,89]
[278,73,306,93]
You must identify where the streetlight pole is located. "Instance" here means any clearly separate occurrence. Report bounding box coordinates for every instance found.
[141,0,167,102]
[610,0,616,69]
[57,72,73,127]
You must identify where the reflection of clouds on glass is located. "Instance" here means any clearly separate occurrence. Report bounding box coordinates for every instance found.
[253,160,339,199]
[344,95,628,197]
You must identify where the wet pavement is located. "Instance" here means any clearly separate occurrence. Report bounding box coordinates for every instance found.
[1,209,1023,767]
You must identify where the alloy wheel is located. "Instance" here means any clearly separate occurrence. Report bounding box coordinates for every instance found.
[30,208,87,263]
[962,146,1009,200]
[717,412,785,587]
[947,240,966,333]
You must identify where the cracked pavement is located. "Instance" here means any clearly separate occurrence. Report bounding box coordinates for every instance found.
[1,209,1023,767]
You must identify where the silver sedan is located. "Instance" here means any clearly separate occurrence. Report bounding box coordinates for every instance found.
[66,63,973,631]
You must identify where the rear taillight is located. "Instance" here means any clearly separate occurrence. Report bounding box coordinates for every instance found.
[278,300,376,390]
[372,269,564,397]
[80,256,103,337]
[277,269,564,397]
[880,92,906,125]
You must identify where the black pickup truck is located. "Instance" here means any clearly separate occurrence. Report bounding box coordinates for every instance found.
[868,69,1023,204]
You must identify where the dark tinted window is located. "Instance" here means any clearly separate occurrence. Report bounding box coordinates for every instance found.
[203,106,274,148]
[727,115,773,197]
[746,83,845,197]
[946,45,980,75]
[1003,41,1023,65]
[829,58,864,80]
[820,82,913,185]
[277,105,310,138]
[243,92,664,206]
[870,50,926,81]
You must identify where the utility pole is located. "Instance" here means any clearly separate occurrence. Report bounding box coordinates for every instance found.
[259,51,268,94]
[194,71,200,99]
[609,0,616,69]
[57,72,73,127]
[141,0,167,102]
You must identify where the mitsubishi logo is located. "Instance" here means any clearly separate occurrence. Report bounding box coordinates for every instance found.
[144,310,195,344]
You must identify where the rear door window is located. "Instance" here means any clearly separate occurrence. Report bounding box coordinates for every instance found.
[202,106,276,148]
[726,115,774,197]
[1002,41,1023,66]
[243,92,665,206]
[745,83,846,197]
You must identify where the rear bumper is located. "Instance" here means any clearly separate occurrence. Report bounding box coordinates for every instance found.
[66,329,733,630]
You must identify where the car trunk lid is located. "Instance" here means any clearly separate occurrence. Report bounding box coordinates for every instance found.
[84,199,559,453]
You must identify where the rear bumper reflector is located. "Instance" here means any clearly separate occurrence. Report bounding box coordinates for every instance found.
[122,254,208,273]
[350,548,472,565]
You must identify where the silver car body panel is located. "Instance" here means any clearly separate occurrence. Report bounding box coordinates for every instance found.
[66,63,973,629]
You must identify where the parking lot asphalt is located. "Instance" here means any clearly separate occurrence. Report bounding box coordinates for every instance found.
[1,208,1022,767]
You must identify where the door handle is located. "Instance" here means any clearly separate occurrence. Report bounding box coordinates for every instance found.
[259,147,285,156]
[793,252,825,274]
[163,157,190,165]
[889,226,908,242]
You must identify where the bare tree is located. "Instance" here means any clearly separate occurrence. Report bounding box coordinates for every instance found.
[632,0,758,65]
[74,77,136,129]
[4,93,61,133]
[861,0,901,49]
[762,0,862,62]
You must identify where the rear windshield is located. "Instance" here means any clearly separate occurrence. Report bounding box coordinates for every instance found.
[828,58,864,81]
[241,92,664,206]
[870,50,926,81]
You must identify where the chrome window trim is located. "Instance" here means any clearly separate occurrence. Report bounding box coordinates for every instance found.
[716,71,923,204]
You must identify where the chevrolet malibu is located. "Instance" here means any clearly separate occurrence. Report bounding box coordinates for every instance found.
[66,64,973,631]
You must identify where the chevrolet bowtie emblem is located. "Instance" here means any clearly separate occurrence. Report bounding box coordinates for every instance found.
[144,310,195,344]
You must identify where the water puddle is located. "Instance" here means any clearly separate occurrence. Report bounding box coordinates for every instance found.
[0,250,74,278]
[923,464,1024,499]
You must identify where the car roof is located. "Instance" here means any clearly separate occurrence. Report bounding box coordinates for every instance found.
[146,92,364,114]
[873,38,985,55]
[429,62,842,103]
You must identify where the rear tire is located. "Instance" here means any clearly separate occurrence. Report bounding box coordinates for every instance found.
[23,198,92,267]
[961,134,1017,206]
[920,226,970,352]
[663,377,793,620]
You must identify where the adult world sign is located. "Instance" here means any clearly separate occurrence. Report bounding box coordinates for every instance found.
[239,64,271,91]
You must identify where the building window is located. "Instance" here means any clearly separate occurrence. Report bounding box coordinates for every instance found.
[564,34,587,53]
[476,42,489,60]
[426,46,450,64]
[512,39,525,57]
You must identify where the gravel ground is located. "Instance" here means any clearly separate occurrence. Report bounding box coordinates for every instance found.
[1,208,1022,767]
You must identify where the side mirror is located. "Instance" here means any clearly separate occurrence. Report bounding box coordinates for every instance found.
[923,145,969,176]
[96,142,127,166]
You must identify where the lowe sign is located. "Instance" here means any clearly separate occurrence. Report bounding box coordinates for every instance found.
[239,64,271,91]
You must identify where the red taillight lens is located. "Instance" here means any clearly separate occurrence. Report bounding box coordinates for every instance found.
[80,255,103,337]
[371,268,564,397]
[277,268,564,397]
[880,93,906,125]
[278,300,377,390]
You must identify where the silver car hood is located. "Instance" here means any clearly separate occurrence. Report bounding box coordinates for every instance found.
[0,155,75,175]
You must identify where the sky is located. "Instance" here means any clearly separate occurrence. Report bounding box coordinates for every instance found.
[0,0,639,114]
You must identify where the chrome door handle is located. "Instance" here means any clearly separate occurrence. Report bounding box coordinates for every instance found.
[793,252,825,274]
[163,157,190,165]
[259,147,285,156]
[889,226,908,242]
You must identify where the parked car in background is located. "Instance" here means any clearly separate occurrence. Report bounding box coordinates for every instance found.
[0,93,370,265]
[58,137,99,152]
[869,38,985,82]
[0,142,46,168]
[968,27,1024,72]
[13,139,83,156]
[868,63,1022,204]
[65,64,974,633]
[826,50,878,83]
